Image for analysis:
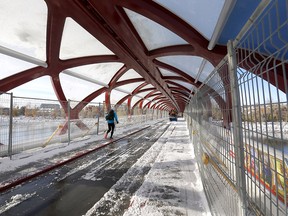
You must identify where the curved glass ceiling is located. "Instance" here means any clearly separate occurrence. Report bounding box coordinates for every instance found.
[65,63,124,85]
[118,69,142,81]
[0,54,36,79]
[0,0,47,60]
[124,8,187,51]
[1,0,277,113]
[60,18,114,59]
[159,68,181,77]
[155,0,225,40]
[157,55,214,83]
[110,90,128,105]
[7,76,57,100]
[60,73,103,104]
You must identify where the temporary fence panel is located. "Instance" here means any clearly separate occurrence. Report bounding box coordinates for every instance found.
[0,92,12,157]
[0,94,166,157]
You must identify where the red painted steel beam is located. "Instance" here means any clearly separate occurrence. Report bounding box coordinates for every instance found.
[149,44,225,69]
[114,78,145,89]
[172,91,190,99]
[115,86,156,108]
[127,89,159,109]
[0,67,47,92]
[2,0,285,123]
[87,0,181,110]
[154,60,200,85]
[108,65,129,88]
[154,100,172,110]
[151,100,167,109]
[0,0,228,114]
[166,81,191,93]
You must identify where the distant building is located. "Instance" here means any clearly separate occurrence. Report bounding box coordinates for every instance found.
[40,104,60,110]
[0,107,10,115]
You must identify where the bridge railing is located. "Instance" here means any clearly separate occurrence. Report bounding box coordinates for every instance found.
[185,0,288,215]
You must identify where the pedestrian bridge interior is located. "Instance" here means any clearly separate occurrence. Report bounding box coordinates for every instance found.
[0,0,287,215]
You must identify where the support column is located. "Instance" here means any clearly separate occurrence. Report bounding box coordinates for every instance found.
[127,97,132,116]
[105,91,111,112]
[127,96,132,122]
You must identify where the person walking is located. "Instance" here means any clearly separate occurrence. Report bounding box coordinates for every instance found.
[104,109,119,139]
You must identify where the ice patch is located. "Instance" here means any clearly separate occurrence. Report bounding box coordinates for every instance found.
[0,192,36,214]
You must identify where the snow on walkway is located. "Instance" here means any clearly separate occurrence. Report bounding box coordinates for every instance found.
[0,119,211,215]
[85,119,211,216]
[122,120,211,216]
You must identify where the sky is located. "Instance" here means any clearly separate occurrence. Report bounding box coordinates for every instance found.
[0,119,211,215]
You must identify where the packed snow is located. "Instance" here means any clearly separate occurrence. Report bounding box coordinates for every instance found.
[0,118,211,215]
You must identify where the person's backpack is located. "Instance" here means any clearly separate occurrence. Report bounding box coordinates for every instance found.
[105,111,114,120]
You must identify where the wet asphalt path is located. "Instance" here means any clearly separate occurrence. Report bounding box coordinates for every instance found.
[0,122,169,216]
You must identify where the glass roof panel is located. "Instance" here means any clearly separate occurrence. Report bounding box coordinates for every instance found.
[157,55,215,81]
[131,96,142,107]
[66,63,124,85]
[198,61,215,83]
[91,92,105,104]
[153,99,164,107]
[135,90,160,107]
[117,82,145,93]
[148,95,160,101]
[60,18,114,60]
[158,68,181,77]
[154,0,225,40]
[171,80,194,91]
[7,76,57,100]
[167,83,178,88]
[140,84,155,90]
[110,90,129,104]
[135,91,150,98]
[118,69,142,81]
[124,8,187,51]
[0,54,36,79]
[149,101,157,108]
[142,100,150,108]
[0,0,47,60]
[60,74,102,105]
[190,86,197,93]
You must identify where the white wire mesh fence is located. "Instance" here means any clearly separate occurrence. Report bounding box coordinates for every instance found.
[186,1,288,215]
[0,95,167,157]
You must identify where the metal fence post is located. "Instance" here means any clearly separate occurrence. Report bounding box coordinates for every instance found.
[67,99,71,144]
[97,102,100,135]
[8,93,13,159]
[189,103,192,137]
[227,40,247,215]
